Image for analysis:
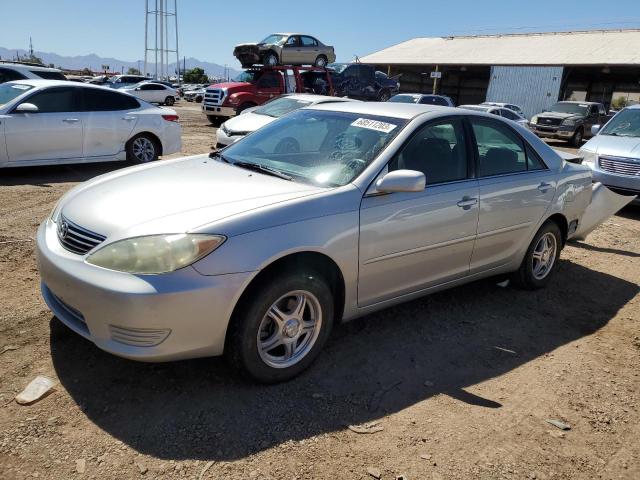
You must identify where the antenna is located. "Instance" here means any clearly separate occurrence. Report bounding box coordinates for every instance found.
[144,0,180,83]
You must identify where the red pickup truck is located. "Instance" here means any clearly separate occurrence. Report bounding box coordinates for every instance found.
[202,66,333,125]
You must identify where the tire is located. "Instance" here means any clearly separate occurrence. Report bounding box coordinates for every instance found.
[195,95,203,103]
[164,96,175,106]
[236,102,255,115]
[126,133,159,163]
[207,115,223,127]
[263,51,279,67]
[226,269,334,383]
[314,55,328,67]
[570,127,583,147]
[511,221,562,290]
[377,89,391,102]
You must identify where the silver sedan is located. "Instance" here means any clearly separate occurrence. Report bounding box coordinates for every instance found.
[38,102,606,382]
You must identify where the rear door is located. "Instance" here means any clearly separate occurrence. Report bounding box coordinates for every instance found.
[255,71,283,102]
[468,116,556,273]
[79,88,140,158]
[299,36,319,65]
[5,86,84,163]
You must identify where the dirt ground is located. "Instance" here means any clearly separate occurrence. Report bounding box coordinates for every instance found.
[1,102,639,480]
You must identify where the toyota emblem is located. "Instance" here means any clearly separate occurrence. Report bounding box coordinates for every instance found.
[59,221,69,240]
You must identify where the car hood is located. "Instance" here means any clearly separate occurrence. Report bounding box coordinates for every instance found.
[538,112,581,120]
[224,111,275,133]
[59,155,323,239]
[210,81,252,90]
[583,134,640,157]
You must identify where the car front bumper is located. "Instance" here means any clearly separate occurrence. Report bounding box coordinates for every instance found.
[215,128,246,149]
[532,125,575,139]
[202,104,237,118]
[590,167,640,205]
[36,220,253,361]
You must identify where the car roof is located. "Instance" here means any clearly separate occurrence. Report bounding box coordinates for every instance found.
[5,79,132,91]
[556,100,600,105]
[0,62,61,72]
[306,100,455,119]
[459,104,494,112]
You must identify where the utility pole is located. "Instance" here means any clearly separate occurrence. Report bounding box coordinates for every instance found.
[145,0,179,81]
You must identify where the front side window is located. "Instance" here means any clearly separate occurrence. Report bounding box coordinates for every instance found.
[234,71,258,83]
[471,118,540,176]
[221,110,407,187]
[0,83,33,106]
[32,70,66,80]
[285,36,299,47]
[260,34,287,46]
[600,108,640,138]
[22,87,81,113]
[389,119,468,185]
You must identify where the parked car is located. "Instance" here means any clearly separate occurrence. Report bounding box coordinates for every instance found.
[390,93,455,107]
[216,93,355,148]
[38,101,622,383]
[579,104,640,205]
[108,74,149,89]
[481,102,526,118]
[459,104,529,129]
[121,81,178,106]
[530,101,607,147]
[328,63,400,102]
[0,62,66,83]
[184,87,205,103]
[202,66,333,125]
[234,33,336,68]
[0,80,181,167]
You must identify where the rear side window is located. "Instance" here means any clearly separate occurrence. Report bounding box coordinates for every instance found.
[31,70,66,80]
[23,86,82,113]
[0,67,26,83]
[82,88,140,111]
[500,109,520,121]
[300,36,318,47]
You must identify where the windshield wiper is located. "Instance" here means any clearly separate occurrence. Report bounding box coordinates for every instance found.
[209,151,230,163]
[233,161,293,181]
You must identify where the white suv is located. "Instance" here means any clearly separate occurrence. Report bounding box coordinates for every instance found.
[0,62,66,83]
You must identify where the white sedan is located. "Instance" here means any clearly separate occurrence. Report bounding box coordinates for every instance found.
[459,104,530,129]
[121,82,179,106]
[216,93,355,148]
[0,80,181,167]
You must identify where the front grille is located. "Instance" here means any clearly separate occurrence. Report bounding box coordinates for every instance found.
[537,117,562,126]
[57,215,106,255]
[203,88,225,107]
[599,156,640,177]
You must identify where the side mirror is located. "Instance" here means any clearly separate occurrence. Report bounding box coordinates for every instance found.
[375,170,425,193]
[591,125,601,136]
[15,103,39,113]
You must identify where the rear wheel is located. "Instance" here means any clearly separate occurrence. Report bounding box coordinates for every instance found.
[164,96,175,106]
[511,221,562,289]
[207,115,223,127]
[126,133,159,163]
[226,270,334,383]
[314,55,328,67]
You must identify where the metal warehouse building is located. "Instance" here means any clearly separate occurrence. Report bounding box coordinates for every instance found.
[360,29,640,118]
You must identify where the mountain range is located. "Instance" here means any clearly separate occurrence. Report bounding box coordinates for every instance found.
[0,47,241,78]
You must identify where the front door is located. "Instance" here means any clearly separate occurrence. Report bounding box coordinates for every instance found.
[255,71,283,102]
[280,36,301,64]
[358,117,479,306]
[5,86,83,163]
[468,117,556,273]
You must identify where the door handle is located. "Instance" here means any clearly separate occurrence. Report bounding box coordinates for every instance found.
[538,182,552,193]
[457,197,478,209]
[62,118,79,123]
[122,116,136,121]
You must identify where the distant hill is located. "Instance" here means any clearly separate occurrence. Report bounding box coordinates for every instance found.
[0,47,241,78]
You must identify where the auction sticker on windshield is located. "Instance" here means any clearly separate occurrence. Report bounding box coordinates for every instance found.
[351,118,397,133]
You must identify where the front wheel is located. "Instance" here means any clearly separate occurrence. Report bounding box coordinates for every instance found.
[263,51,279,67]
[570,127,583,147]
[126,133,159,163]
[511,221,562,289]
[164,96,175,106]
[226,270,334,383]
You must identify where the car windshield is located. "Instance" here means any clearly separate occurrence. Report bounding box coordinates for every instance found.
[0,83,33,106]
[600,108,640,138]
[550,103,589,115]
[253,97,313,118]
[389,95,419,104]
[259,34,287,45]
[220,109,407,187]
[234,71,258,83]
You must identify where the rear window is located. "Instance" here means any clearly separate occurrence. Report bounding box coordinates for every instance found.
[0,67,27,83]
[32,70,66,80]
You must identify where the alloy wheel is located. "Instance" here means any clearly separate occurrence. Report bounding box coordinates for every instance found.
[132,137,156,163]
[531,232,557,280]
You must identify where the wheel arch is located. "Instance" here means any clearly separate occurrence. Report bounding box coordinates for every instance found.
[544,212,569,246]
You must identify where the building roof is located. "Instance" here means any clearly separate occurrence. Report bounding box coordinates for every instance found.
[360,29,640,66]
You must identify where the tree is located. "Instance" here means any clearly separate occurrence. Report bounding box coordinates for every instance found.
[611,96,628,110]
[127,67,141,75]
[183,67,208,83]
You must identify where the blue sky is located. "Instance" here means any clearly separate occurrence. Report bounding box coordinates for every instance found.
[1,0,639,66]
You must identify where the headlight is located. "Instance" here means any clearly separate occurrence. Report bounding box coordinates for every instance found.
[578,149,596,167]
[86,234,225,274]
[531,115,538,125]
[562,118,576,126]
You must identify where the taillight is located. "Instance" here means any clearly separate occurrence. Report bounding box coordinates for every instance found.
[162,114,179,122]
